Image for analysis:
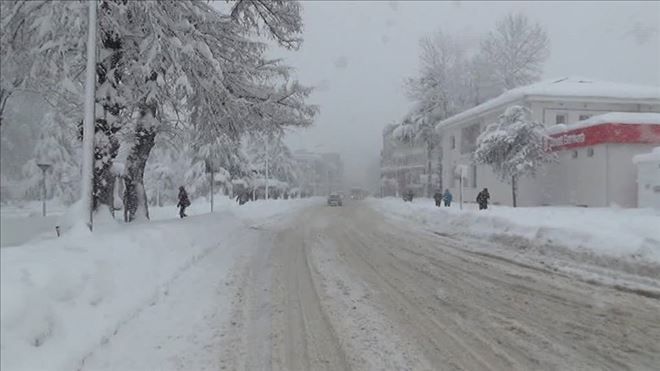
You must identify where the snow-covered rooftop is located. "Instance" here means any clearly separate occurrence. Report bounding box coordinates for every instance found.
[436,77,660,129]
[546,112,660,135]
[633,146,660,164]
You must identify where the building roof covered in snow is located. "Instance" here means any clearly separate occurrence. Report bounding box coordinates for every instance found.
[633,147,660,164]
[435,77,660,130]
[546,112,660,135]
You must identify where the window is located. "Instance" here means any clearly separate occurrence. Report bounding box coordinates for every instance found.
[571,150,578,159]
[461,124,481,154]
[450,136,455,150]
[587,148,594,157]
[470,165,477,188]
[579,114,591,121]
[556,114,567,124]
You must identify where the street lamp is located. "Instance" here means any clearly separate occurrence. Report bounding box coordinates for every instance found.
[265,136,269,200]
[205,159,215,213]
[455,164,468,210]
[37,163,51,217]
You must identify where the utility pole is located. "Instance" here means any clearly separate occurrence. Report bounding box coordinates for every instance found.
[37,163,51,217]
[265,136,269,200]
[210,166,214,213]
[80,0,97,231]
[459,175,463,210]
[206,159,214,212]
[457,165,466,210]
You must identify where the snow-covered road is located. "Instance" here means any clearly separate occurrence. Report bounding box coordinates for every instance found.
[220,201,660,370]
[7,199,659,370]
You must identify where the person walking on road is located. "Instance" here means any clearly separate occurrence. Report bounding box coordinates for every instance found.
[433,190,443,207]
[442,188,453,207]
[177,186,191,218]
[476,187,490,210]
[236,191,249,205]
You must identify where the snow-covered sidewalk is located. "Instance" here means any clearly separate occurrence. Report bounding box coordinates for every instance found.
[370,198,660,264]
[369,198,660,295]
[0,197,318,371]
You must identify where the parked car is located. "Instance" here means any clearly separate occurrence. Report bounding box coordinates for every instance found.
[327,193,343,206]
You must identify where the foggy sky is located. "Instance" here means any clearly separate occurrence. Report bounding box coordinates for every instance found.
[277,1,660,191]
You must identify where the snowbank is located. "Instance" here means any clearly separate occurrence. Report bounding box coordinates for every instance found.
[369,198,660,265]
[0,197,317,371]
[1,195,319,247]
[1,201,69,247]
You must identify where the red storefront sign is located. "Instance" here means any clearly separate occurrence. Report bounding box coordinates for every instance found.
[546,123,660,151]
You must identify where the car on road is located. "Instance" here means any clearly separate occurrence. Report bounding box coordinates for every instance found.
[327,193,343,206]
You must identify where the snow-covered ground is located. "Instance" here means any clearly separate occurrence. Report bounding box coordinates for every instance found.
[0,197,319,371]
[0,195,304,247]
[1,201,69,248]
[370,197,660,264]
[369,197,660,297]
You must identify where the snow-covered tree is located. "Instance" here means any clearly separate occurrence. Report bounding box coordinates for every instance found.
[0,1,86,126]
[479,12,550,90]
[392,107,442,198]
[96,0,315,220]
[400,31,481,198]
[3,0,315,221]
[230,0,304,50]
[245,132,299,191]
[473,106,556,207]
[184,131,249,199]
[21,111,81,204]
[1,0,128,215]
[404,30,470,120]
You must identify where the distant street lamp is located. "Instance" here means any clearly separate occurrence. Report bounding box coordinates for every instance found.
[455,164,468,210]
[265,137,269,200]
[37,163,51,217]
[205,159,215,213]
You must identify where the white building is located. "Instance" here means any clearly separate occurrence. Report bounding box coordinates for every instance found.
[434,77,660,207]
[634,147,660,209]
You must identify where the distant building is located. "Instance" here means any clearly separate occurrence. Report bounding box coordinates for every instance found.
[380,125,441,197]
[382,77,660,207]
[293,150,344,196]
[436,77,660,207]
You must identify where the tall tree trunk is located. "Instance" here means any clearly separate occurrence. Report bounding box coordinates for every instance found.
[426,142,433,198]
[123,120,156,222]
[511,175,518,208]
[91,22,124,218]
[90,117,120,217]
[0,88,12,127]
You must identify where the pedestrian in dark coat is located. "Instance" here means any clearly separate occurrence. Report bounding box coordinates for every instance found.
[442,189,453,207]
[177,186,191,218]
[236,191,249,205]
[433,190,442,207]
[476,188,490,210]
